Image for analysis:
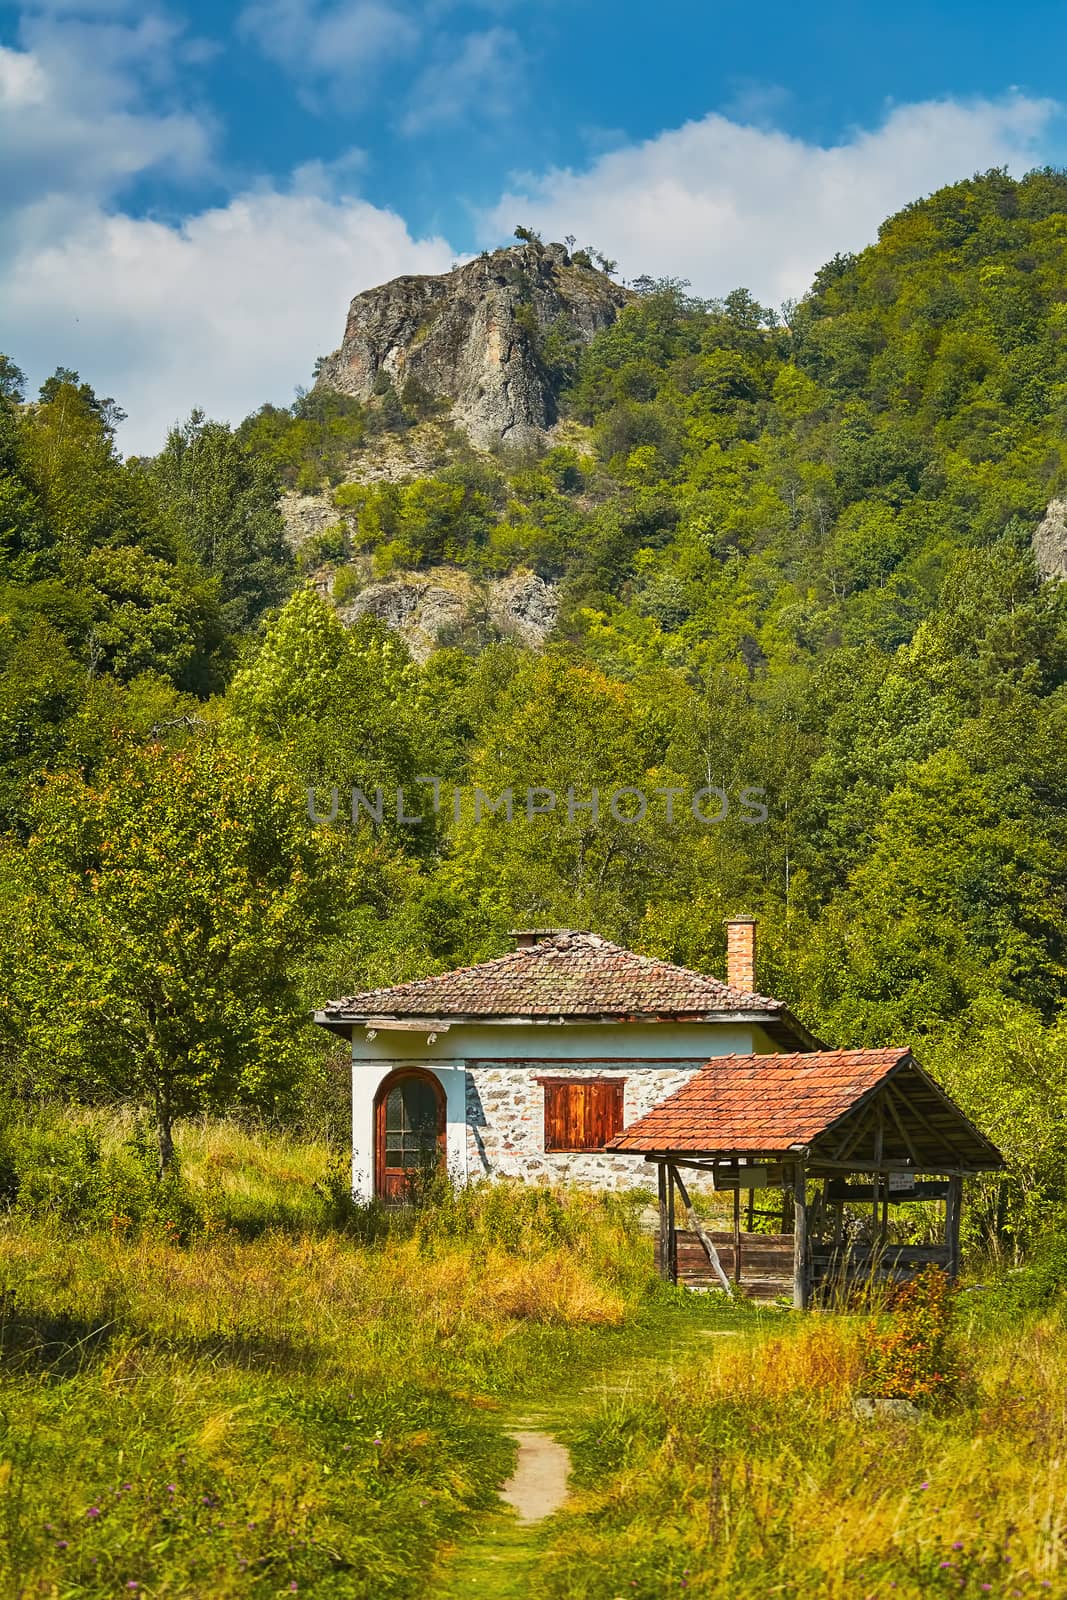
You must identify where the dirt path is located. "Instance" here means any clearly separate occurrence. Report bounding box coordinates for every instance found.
[431,1302,759,1600]
[499,1430,571,1523]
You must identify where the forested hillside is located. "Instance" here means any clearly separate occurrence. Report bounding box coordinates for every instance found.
[2,168,1066,1235]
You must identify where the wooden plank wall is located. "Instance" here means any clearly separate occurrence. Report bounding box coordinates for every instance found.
[658,1232,953,1301]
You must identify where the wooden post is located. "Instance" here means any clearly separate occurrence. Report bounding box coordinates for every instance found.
[671,1166,731,1293]
[657,1161,670,1280]
[746,1188,755,1231]
[946,1175,963,1282]
[667,1162,677,1285]
[792,1160,809,1311]
[732,1186,742,1284]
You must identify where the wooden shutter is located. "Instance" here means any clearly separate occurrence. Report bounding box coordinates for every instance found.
[541,1078,625,1151]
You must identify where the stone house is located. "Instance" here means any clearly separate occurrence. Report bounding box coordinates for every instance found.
[314,921,821,1201]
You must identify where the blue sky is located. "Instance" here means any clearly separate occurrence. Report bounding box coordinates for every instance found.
[3,0,1067,450]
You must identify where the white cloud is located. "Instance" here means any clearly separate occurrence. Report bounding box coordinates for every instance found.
[5,184,456,454]
[482,95,1062,305]
[237,0,419,104]
[3,86,1063,462]
[399,25,524,135]
[0,16,213,213]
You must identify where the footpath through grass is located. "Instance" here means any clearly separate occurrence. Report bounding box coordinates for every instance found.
[0,1113,1064,1599]
[0,1113,693,1599]
[432,1299,757,1600]
[447,1299,1067,1600]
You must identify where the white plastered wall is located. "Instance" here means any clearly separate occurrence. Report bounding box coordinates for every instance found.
[349,1018,779,1198]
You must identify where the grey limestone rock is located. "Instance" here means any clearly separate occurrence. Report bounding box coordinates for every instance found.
[1033,498,1067,581]
[314,243,631,449]
[336,567,558,661]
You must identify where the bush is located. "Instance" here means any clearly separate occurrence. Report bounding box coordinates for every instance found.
[859,1265,968,1408]
[0,1113,202,1240]
[979,1232,1067,1314]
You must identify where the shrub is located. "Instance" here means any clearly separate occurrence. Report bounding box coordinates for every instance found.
[979,1231,1067,1314]
[859,1265,968,1408]
[0,1113,202,1240]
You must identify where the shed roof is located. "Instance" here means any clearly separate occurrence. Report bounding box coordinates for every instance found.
[607,1048,1003,1172]
[318,930,812,1043]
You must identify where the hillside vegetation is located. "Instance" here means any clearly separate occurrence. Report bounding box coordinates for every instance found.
[1,170,1067,1242]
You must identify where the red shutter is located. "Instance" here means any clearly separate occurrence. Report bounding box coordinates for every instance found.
[542,1079,625,1151]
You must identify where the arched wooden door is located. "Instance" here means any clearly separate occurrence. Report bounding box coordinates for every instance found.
[374,1069,446,1203]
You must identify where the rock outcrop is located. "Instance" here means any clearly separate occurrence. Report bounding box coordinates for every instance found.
[1033,499,1067,580]
[337,568,558,662]
[314,242,631,449]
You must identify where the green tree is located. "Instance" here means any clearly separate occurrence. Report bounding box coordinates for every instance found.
[153,411,294,631]
[1,736,342,1168]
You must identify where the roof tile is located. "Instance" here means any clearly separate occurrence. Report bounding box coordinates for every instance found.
[607,1048,911,1152]
[321,931,786,1020]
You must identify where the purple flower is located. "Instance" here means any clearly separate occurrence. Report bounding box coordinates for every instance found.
[166,1485,176,1495]
[952,1542,963,1550]
[86,1507,101,1518]
[918,1482,930,1491]
[56,1541,68,1551]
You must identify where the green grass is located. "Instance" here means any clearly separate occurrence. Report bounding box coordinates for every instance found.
[0,1112,1063,1599]
[0,1112,676,1597]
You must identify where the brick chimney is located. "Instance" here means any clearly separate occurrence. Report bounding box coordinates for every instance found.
[725,916,757,993]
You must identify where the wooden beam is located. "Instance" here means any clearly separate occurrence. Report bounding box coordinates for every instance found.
[656,1162,670,1281]
[792,1160,809,1311]
[886,1080,967,1165]
[832,1106,879,1163]
[946,1174,963,1282]
[883,1086,923,1167]
[667,1162,678,1285]
[671,1166,732,1294]
[733,1186,742,1285]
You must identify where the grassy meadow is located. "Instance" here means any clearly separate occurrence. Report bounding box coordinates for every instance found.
[0,1112,1062,1598]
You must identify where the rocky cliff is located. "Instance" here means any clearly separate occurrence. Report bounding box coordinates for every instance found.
[1033,499,1067,581]
[313,241,631,448]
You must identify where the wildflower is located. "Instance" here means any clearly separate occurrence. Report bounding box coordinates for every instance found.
[56,1541,68,1550]
[166,1485,176,1495]
[86,1507,101,1518]
[918,1482,930,1490]
[952,1542,963,1550]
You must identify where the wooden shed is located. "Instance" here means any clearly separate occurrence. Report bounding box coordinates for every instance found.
[605,1047,1004,1307]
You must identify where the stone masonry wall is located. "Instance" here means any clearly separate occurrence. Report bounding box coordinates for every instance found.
[464,1061,705,1190]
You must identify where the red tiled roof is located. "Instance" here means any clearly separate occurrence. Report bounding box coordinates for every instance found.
[607,1048,912,1152]
[320,930,788,1021]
